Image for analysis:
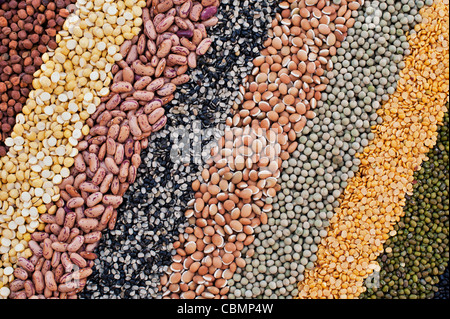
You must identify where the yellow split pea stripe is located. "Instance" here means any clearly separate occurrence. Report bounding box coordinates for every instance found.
[296,0,449,299]
[0,0,145,296]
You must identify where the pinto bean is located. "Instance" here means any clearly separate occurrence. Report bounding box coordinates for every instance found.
[66,197,84,209]
[134,76,153,90]
[202,16,219,27]
[119,39,133,57]
[32,271,45,294]
[99,173,114,194]
[92,167,107,186]
[74,173,87,190]
[144,19,157,40]
[85,192,104,208]
[123,139,134,159]
[14,268,29,281]
[44,271,58,292]
[133,61,155,76]
[28,240,43,257]
[120,100,139,112]
[129,116,143,138]
[192,29,203,45]
[90,125,108,136]
[157,82,177,96]
[196,37,212,55]
[168,54,188,65]
[171,74,191,85]
[133,90,155,101]
[157,38,173,58]
[137,114,153,133]
[128,165,138,184]
[148,107,165,125]
[99,205,114,227]
[108,210,118,230]
[190,2,203,21]
[78,218,99,232]
[105,157,121,175]
[114,143,125,165]
[10,279,25,292]
[67,235,85,253]
[152,115,168,132]
[117,124,130,143]
[79,182,100,193]
[125,45,138,64]
[40,214,56,224]
[106,93,122,110]
[31,232,49,243]
[69,252,88,269]
[111,81,133,93]
[51,242,68,253]
[74,153,86,172]
[65,185,81,198]
[60,253,73,273]
[64,211,77,229]
[119,160,130,182]
[57,226,70,243]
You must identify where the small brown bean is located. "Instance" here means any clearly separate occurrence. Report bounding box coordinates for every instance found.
[78,218,99,232]
[144,19,157,40]
[67,235,85,253]
[84,205,106,218]
[69,253,87,269]
[32,271,45,294]
[196,37,212,55]
[85,192,104,208]
[133,90,155,101]
[114,143,125,165]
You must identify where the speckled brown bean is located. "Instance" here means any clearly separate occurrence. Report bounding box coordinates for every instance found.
[67,235,84,252]
[70,252,87,268]
[44,271,57,292]
[78,218,99,232]
[0,0,75,151]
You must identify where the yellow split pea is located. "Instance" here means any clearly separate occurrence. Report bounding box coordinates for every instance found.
[296,0,449,299]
